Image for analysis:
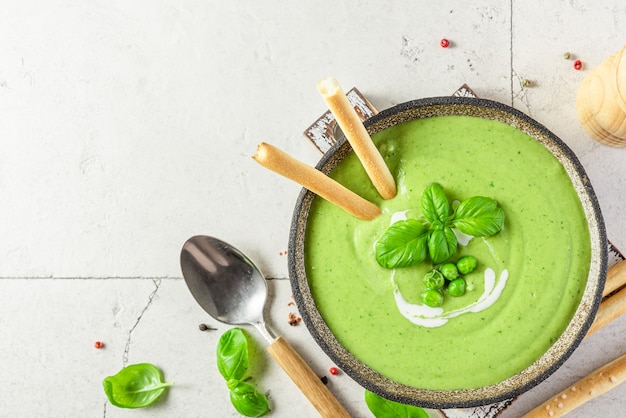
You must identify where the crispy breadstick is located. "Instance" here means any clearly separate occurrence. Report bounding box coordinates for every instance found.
[587,284,626,337]
[252,142,381,220]
[586,260,626,336]
[603,257,626,297]
[317,77,397,200]
[523,352,626,417]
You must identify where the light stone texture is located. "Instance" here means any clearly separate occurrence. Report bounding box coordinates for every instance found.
[0,1,625,417]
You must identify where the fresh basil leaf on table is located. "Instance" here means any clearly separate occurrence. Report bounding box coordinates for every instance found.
[453,196,504,236]
[365,390,429,418]
[216,328,270,417]
[375,219,429,268]
[102,363,173,409]
[230,381,270,417]
[217,327,250,382]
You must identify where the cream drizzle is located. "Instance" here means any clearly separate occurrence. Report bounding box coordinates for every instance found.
[392,268,509,328]
[386,209,509,328]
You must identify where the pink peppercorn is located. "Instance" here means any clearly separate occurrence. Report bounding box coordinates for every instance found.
[574,59,582,70]
[440,38,450,48]
[329,367,339,375]
[94,341,104,349]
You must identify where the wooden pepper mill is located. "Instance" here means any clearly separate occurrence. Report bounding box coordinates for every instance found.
[576,45,626,147]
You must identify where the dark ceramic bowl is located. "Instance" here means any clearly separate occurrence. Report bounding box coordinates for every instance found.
[288,96,607,409]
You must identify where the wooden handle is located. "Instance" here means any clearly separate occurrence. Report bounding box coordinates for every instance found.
[523,352,626,417]
[587,261,626,336]
[267,336,351,418]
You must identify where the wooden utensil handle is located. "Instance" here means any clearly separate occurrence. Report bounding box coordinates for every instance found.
[267,336,351,418]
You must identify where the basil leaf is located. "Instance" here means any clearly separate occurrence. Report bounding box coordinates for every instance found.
[375,219,429,268]
[216,329,270,416]
[230,381,270,417]
[421,183,451,224]
[217,328,249,382]
[365,390,429,418]
[102,363,173,409]
[452,196,504,237]
[428,226,457,264]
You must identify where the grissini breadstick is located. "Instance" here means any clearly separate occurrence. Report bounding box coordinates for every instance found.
[586,283,626,337]
[253,142,381,220]
[586,260,626,336]
[602,256,626,297]
[317,77,397,200]
[523,352,626,417]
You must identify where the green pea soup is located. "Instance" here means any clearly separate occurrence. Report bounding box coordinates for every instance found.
[303,114,592,390]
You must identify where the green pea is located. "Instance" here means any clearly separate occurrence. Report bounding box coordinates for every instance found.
[456,255,478,275]
[448,278,467,297]
[440,263,459,280]
[421,289,443,307]
[423,269,445,289]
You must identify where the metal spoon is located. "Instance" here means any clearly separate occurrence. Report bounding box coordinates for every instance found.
[180,235,350,418]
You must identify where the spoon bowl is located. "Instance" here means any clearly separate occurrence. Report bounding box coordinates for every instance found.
[180,235,350,418]
[180,235,274,341]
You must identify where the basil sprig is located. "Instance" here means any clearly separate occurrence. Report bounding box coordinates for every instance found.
[376,183,504,268]
[365,390,429,418]
[102,363,173,409]
[217,328,270,417]
[230,381,271,417]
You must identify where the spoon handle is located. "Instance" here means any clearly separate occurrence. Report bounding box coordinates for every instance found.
[267,336,351,418]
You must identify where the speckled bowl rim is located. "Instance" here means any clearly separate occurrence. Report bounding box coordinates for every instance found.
[288,96,608,409]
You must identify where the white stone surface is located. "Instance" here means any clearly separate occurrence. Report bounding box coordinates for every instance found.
[1,1,625,417]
